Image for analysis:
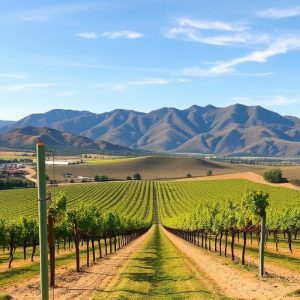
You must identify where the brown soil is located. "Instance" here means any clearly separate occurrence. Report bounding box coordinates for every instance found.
[47,156,260,182]
[163,227,300,300]
[2,228,153,300]
[24,167,37,183]
[177,171,299,190]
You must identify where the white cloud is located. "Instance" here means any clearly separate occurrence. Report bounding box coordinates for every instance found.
[231,96,300,107]
[210,36,300,74]
[111,78,172,90]
[165,27,270,47]
[176,18,248,32]
[0,73,27,80]
[4,83,58,92]
[76,32,98,39]
[258,7,300,19]
[164,17,269,48]
[102,31,144,39]
[182,35,300,77]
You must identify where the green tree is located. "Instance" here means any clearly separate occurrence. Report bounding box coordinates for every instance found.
[133,173,141,180]
[263,168,283,183]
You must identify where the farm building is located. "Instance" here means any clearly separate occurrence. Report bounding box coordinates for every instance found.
[46,160,70,165]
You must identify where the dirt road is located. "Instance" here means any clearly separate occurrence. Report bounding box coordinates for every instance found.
[3,228,153,300]
[24,167,37,183]
[163,227,300,300]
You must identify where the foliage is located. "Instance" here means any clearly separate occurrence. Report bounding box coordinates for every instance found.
[242,190,269,217]
[263,168,283,183]
[0,178,35,190]
[133,173,141,180]
[290,179,300,187]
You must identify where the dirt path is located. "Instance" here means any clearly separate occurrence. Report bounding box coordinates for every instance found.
[3,228,153,300]
[177,171,299,190]
[24,167,37,183]
[163,227,300,300]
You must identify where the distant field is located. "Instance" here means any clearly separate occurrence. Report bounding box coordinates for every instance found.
[0,181,154,222]
[46,156,262,181]
[0,151,36,161]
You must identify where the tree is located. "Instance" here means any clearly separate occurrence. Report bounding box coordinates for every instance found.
[94,175,100,182]
[263,168,283,183]
[100,175,109,182]
[207,170,213,176]
[126,176,132,180]
[133,173,141,180]
[243,190,269,276]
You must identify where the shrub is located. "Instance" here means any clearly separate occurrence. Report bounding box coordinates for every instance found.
[100,175,109,181]
[133,173,141,180]
[126,176,132,180]
[207,170,213,176]
[263,168,283,183]
[94,175,100,182]
[290,179,300,187]
[186,173,192,178]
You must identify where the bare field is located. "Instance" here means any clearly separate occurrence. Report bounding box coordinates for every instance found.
[46,156,263,181]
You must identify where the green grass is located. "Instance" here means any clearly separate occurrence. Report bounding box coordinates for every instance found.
[234,240,300,272]
[85,157,145,165]
[93,225,227,300]
[0,294,12,300]
[0,248,79,287]
[288,289,300,297]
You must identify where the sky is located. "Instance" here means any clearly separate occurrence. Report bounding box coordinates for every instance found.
[1,0,300,120]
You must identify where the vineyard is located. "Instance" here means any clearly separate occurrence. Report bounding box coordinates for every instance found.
[157,180,300,270]
[0,181,153,290]
[0,179,300,298]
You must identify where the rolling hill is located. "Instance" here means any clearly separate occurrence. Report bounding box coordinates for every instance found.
[0,126,135,155]
[47,155,256,181]
[2,104,300,156]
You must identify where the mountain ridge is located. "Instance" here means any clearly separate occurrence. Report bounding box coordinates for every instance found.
[2,104,300,156]
[0,126,136,155]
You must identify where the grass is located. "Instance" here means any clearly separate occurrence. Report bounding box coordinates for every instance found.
[0,241,102,288]
[234,239,300,272]
[85,157,145,165]
[93,225,227,300]
[0,248,79,287]
[288,289,300,297]
[0,294,12,300]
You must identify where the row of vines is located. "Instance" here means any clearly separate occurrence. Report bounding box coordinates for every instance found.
[157,180,300,265]
[0,181,154,275]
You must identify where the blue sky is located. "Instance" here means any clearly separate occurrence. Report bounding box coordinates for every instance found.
[1,0,300,120]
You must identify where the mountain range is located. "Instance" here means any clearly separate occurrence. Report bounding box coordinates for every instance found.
[0,120,14,128]
[0,126,134,155]
[1,104,300,156]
